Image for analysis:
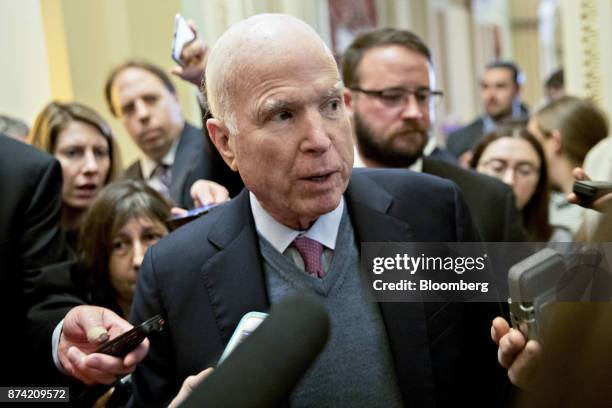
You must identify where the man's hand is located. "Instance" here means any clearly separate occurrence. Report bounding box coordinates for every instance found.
[59,306,149,385]
[168,368,213,408]
[491,317,541,389]
[190,179,230,208]
[170,20,208,87]
[567,167,612,213]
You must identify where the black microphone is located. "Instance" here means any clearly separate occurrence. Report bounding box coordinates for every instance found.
[181,294,330,407]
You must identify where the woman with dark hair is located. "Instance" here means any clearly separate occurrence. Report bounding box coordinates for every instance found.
[29,101,122,245]
[470,127,570,242]
[78,180,170,317]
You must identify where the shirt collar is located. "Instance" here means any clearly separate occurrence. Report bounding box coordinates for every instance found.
[249,192,344,253]
[482,98,525,134]
[141,133,181,179]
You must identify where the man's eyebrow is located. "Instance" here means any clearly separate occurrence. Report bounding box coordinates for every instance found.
[255,82,344,121]
[256,99,294,121]
[326,82,344,97]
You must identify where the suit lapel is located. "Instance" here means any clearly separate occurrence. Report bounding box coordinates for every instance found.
[200,190,269,344]
[346,172,436,406]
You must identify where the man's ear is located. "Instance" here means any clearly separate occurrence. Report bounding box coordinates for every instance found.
[206,118,238,171]
[550,129,563,154]
[343,88,354,117]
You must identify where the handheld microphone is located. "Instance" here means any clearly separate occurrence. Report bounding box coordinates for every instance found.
[181,293,330,407]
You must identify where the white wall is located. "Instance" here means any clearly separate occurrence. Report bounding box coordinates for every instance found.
[0,0,51,125]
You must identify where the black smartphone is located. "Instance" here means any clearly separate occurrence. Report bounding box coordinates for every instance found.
[95,315,165,357]
[166,203,220,230]
[572,180,612,206]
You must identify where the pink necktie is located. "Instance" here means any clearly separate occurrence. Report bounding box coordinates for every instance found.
[292,236,324,278]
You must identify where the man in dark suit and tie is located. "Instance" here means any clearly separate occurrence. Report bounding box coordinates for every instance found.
[342,28,526,243]
[130,14,517,407]
[104,61,242,209]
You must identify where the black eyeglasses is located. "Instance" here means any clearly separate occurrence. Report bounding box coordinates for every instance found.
[350,87,443,108]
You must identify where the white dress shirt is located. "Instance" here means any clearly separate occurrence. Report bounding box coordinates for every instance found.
[249,192,343,272]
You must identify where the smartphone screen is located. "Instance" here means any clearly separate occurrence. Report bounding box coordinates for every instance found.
[218,312,268,364]
[172,14,196,64]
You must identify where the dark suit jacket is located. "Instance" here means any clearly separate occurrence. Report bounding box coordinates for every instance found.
[131,169,508,407]
[429,146,458,164]
[0,135,80,385]
[123,122,243,208]
[446,117,485,158]
[423,157,527,242]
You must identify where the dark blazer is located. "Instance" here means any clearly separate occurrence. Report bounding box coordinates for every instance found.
[423,157,527,242]
[123,122,243,208]
[131,169,508,407]
[446,117,485,158]
[0,135,80,385]
[429,146,458,164]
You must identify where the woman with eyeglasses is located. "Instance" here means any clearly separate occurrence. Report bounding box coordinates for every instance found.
[29,101,122,248]
[469,127,571,242]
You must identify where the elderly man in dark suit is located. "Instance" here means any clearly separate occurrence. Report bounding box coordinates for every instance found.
[0,134,147,387]
[342,28,526,243]
[131,14,519,407]
[105,61,242,209]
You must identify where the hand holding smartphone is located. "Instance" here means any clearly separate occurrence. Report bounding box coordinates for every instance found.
[172,14,196,66]
[166,203,220,230]
[96,315,165,357]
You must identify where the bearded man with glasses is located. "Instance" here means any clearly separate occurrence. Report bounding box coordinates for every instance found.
[342,28,527,243]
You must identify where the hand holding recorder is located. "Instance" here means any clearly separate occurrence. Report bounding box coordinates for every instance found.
[491,317,541,389]
[58,306,150,385]
[568,167,612,213]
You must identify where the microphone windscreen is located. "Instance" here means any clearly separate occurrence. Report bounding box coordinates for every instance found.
[181,293,330,407]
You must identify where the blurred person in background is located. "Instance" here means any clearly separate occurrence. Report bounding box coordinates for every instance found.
[470,127,571,242]
[447,61,529,166]
[77,180,170,317]
[527,96,608,235]
[0,134,149,388]
[73,180,170,406]
[104,61,240,209]
[29,101,122,249]
[544,68,565,103]
[0,113,29,143]
[569,138,612,242]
